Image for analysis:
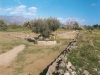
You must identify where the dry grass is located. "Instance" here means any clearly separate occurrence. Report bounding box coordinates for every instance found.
[89,40,94,47]
[68,30,100,75]
[55,31,78,39]
[0,31,76,75]
[81,36,87,42]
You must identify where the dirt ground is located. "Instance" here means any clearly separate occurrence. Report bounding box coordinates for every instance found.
[0,44,25,65]
[0,31,77,75]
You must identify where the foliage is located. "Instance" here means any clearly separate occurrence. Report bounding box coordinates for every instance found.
[73,21,79,29]
[65,20,79,30]
[8,23,22,29]
[31,18,51,38]
[47,17,61,31]
[93,24,99,28]
[84,25,94,30]
[23,22,31,29]
[84,24,100,30]
[31,17,61,38]
[93,24,100,29]
[68,30,100,75]
[0,20,8,31]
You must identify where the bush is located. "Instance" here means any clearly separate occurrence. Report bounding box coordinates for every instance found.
[23,22,31,29]
[8,23,22,29]
[0,20,8,31]
[84,25,93,30]
[31,17,61,38]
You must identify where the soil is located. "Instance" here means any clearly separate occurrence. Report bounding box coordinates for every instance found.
[0,44,25,65]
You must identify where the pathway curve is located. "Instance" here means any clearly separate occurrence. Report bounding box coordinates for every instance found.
[0,44,25,65]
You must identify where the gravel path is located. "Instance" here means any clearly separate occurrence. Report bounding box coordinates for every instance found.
[0,44,25,65]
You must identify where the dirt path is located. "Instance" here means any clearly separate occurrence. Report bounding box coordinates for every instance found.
[0,44,25,65]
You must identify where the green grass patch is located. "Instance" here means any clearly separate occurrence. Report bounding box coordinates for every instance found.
[67,30,100,74]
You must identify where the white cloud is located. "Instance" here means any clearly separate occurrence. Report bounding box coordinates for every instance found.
[28,7,37,12]
[0,5,37,18]
[57,18,67,24]
[73,18,86,22]
[57,18,63,20]
[0,5,37,17]
[57,17,86,25]
[10,5,26,15]
[5,8,13,11]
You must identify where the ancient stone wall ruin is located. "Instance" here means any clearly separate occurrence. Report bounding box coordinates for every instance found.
[37,41,57,45]
[39,33,81,75]
[5,33,57,45]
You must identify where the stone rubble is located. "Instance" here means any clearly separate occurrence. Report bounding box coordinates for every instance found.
[5,34,57,45]
[6,33,96,75]
[40,33,93,75]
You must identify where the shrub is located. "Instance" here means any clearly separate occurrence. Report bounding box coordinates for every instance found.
[31,17,61,38]
[0,20,8,31]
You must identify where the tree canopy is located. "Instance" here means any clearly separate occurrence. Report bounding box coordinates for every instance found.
[23,22,31,29]
[66,19,79,30]
[0,20,8,31]
[31,17,61,38]
[8,23,22,29]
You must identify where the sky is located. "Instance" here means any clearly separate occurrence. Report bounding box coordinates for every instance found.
[0,0,100,25]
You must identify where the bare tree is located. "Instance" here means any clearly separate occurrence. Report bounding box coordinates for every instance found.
[65,19,79,30]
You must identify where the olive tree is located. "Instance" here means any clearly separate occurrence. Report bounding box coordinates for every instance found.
[47,17,61,31]
[31,18,61,38]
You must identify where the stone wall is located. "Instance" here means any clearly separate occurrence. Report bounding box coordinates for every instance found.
[5,33,57,45]
[39,33,84,75]
[37,41,57,45]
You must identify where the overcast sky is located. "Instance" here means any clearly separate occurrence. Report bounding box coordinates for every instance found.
[0,0,100,25]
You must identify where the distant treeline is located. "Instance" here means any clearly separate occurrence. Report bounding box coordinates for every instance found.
[0,19,100,31]
[84,24,100,30]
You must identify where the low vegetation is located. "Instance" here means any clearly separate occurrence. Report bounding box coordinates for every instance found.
[31,17,61,38]
[68,30,100,75]
[0,31,75,75]
[0,17,100,75]
[0,20,8,31]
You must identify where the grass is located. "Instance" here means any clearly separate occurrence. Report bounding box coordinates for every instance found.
[0,29,100,75]
[1,30,100,75]
[0,30,77,75]
[67,30,100,75]
[0,32,31,54]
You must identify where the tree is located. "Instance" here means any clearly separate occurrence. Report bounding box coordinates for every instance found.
[0,20,8,31]
[8,23,22,29]
[73,21,79,29]
[23,22,31,29]
[47,17,61,31]
[84,25,93,30]
[65,19,79,30]
[31,18,61,38]
[93,24,99,29]
[31,18,44,34]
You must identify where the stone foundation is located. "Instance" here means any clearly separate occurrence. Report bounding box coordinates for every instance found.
[37,41,57,45]
[40,33,81,75]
